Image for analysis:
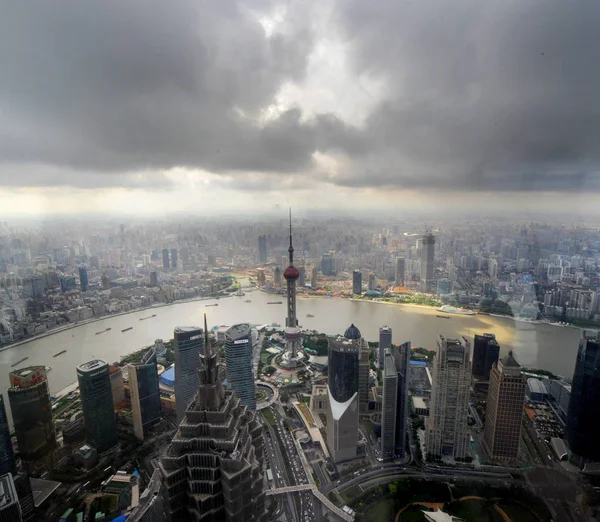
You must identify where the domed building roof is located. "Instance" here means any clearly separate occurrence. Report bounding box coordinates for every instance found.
[344,323,362,340]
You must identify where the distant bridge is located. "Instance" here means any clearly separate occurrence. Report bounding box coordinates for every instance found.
[267,484,353,521]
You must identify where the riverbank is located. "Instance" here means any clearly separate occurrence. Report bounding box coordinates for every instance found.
[0,293,233,354]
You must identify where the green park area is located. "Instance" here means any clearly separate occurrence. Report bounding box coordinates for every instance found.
[351,479,551,522]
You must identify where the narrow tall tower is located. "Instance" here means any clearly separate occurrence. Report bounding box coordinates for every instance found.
[283,209,301,368]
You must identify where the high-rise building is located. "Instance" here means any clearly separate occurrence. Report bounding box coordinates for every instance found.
[258,234,267,263]
[128,470,164,522]
[274,266,282,286]
[420,232,435,292]
[352,269,362,295]
[379,326,392,369]
[321,253,334,276]
[128,349,161,441]
[174,327,204,424]
[78,266,88,292]
[0,395,15,477]
[327,334,360,463]
[483,352,525,461]
[298,265,306,286]
[149,271,158,287]
[77,360,118,454]
[225,324,256,410]
[109,366,125,407]
[381,343,411,460]
[368,272,376,291]
[395,257,405,286]
[13,474,34,521]
[170,248,178,269]
[101,272,110,290]
[159,317,266,521]
[162,248,170,269]
[344,324,369,415]
[0,473,22,522]
[310,266,317,288]
[566,330,600,466]
[436,278,451,295]
[8,366,56,472]
[472,333,500,380]
[282,212,302,368]
[426,336,471,458]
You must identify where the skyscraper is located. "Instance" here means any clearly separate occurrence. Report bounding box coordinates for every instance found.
[0,473,22,522]
[310,266,317,288]
[379,326,392,369]
[149,271,158,287]
[170,248,178,268]
[483,352,525,461]
[274,266,282,286]
[472,333,500,380]
[381,344,410,460]
[77,360,118,454]
[78,266,88,292]
[426,336,471,458]
[327,334,360,463]
[159,316,265,521]
[225,324,256,410]
[283,211,301,368]
[128,348,161,441]
[0,395,15,477]
[162,248,170,269]
[352,269,362,295]
[566,330,600,466]
[8,366,56,472]
[174,327,204,424]
[368,272,376,291]
[420,232,435,292]
[128,470,164,522]
[298,265,306,286]
[321,253,334,276]
[258,234,267,263]
[345,324,369,415]
[395,257,405,286]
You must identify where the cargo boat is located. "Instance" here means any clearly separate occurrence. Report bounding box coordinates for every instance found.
[121,327,133,332]
[95,327,112,335]
[139,314,157,321]
[53,350,67,358]
[267,301,283,305]
[307,314,314,318]
[436,315,450,319]
[205,304,219,307]
[11,356,28,368]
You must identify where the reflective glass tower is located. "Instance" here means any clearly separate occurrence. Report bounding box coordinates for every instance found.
[420,232,435,292]
[258,234,267,263]
[566,330,600,466]
[128,348,161,440]
[174,327,204,424]
[0,394,15,477]
[472,333,500,380]
[225,324,255,410]
[77,360,118,453]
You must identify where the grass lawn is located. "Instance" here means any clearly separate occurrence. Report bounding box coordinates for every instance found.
[363,499,396,522]
[400,505,428,522]
[340,485,363,504]
[447,499,504,522]
[261,409,276,426]
[498,500,544,522]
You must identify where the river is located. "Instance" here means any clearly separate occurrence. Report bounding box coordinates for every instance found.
[0,289,583,422]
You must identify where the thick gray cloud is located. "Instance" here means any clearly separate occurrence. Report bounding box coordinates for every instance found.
[330,0,600,192]
[1,0,600,193]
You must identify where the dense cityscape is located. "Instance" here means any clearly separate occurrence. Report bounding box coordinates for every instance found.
[0,215,597,521]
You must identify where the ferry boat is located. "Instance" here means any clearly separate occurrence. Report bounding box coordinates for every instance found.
[53,350,67,358]
[95,327,112,335]
[245,300,252,303]
[139,314,157,321]
[267,301,283,305]
[437,305,476,316]
[206,303,219,307]
[306,314,314,318]
[121,327,133,333]
[436,315,450,319]
[11,356,28,368]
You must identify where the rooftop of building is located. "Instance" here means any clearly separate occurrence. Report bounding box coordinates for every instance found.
[174,326,203,334]
[226,323,251,340]
[329,336,361,353]
[501,350,520,368]
[384,352,397,377]
[344,323,362,339]
[9,365,45,378]
[77,359,108,372]
[0,473,18,505]
[527,378,548,395]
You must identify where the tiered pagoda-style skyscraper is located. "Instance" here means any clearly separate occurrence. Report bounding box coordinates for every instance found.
[159,315,265,521]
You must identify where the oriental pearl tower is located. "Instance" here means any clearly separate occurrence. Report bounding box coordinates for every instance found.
[283,209,301,368]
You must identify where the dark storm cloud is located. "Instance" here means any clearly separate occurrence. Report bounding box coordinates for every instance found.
[329,0,600,192]
[1,0,600,192]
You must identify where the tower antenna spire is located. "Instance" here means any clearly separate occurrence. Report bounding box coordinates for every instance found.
[204,313,210,358]
[288,207,294,265]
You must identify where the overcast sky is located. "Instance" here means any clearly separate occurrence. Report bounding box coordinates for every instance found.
[2,0,600,216]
